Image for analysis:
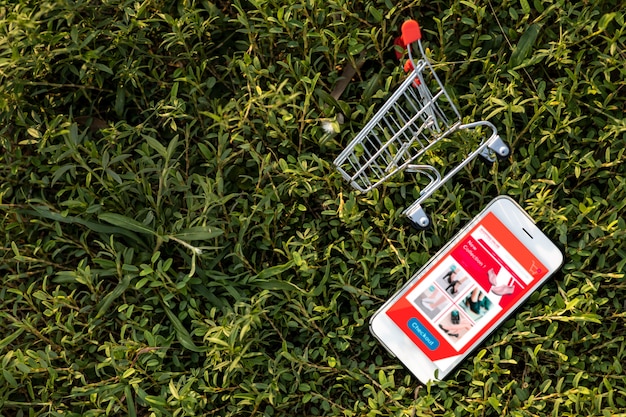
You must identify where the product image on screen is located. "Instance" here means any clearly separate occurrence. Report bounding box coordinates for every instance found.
[385,211,548,374]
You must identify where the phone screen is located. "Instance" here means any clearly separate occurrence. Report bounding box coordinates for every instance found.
[385,211,549,374]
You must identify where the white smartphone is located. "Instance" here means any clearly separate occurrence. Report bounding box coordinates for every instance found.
[370,196,564,384]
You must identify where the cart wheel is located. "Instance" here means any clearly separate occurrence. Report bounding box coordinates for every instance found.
[487,136,511,161]
[409,213,431,231]
[405,203,431,231]
[479,141,511,164]
[494,142,510,160]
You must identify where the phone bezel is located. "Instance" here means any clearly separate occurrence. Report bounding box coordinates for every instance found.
[369,196,564,384]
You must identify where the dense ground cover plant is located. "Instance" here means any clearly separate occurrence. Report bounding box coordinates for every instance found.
[0,0,624,415]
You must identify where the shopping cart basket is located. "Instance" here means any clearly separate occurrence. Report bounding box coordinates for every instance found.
[333,19,509,229]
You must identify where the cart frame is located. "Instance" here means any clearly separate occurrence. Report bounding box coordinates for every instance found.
[333,19,509,228]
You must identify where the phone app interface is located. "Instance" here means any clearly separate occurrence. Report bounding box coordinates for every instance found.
[386,212,548,372]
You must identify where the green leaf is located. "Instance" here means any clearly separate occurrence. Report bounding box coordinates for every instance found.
[99,213,157,236]
[96,275,132,318]
[125,385,137,417]
[144,395,168,408]
[0,328,24,350]
[251,279,306,292]
[573,371,586,387]
[115,87,125,117]
[2,369,18,388]
[166,135,179,161]
[487,395,501,412]
[161,301,204,352]
[509,23,541,68]
[519,0,530,14]
[598,12,616,30]
[172,226,224,241]
[51,164,76,186]
[68,123,81,146]
[144,135,168,157]
[27,127,42,138]
[21,206,143,243]
[255,260,295,279]
[368,5,383,23]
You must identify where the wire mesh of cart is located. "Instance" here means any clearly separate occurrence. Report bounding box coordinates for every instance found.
[333,19,510,229]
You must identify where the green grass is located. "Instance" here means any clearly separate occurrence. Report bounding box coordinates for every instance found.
[1,0,625,416]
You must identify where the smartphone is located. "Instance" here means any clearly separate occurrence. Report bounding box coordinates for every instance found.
[370,196,564,384]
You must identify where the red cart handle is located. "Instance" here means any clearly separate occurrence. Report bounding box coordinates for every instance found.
[394,19,422,60]
[401,20,421,44]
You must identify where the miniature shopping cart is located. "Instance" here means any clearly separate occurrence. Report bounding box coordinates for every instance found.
[334,19,509,229]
